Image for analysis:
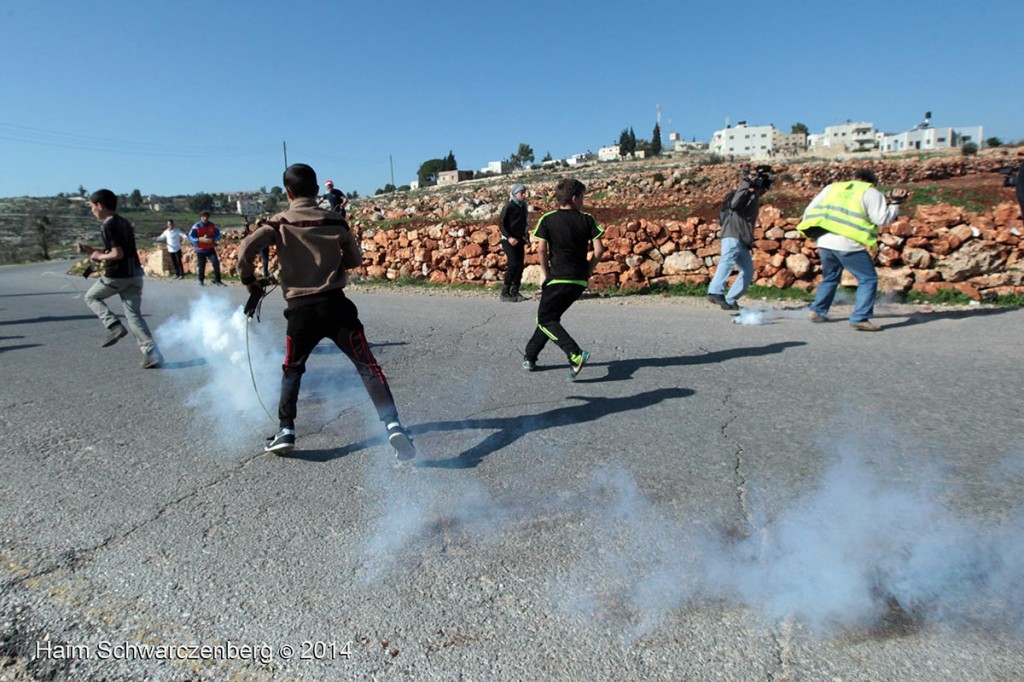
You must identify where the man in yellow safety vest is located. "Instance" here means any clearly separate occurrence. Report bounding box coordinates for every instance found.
[797,169,909,331]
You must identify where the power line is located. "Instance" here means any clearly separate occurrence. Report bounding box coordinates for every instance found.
[0,122,276,158]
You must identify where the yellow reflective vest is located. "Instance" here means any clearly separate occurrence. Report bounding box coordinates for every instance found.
[796,181,878,247]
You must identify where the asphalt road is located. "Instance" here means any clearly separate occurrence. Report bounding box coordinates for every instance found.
[1,261,1022,681]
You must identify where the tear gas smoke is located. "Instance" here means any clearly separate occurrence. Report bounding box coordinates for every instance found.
[154,293,281,449]
[359,457,509,581]
[733,307,818,326]
[560,443,1023,637]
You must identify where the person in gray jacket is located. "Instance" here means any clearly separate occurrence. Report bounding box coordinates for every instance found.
[707,167,771,311]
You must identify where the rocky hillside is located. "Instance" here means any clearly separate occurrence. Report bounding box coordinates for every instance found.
[62,149,1024,300]
[317,150,1023,300]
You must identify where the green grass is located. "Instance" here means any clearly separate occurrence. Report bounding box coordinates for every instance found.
[905,288,1024,307]
[989,292,1024,307]
[648,206,692,221]
[354,276,499,293]
[899,185,992,214]
[118,209,246,237]
[905,288,974,305]
[746,285,815,302]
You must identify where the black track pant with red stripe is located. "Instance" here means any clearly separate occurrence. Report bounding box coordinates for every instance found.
[278,292,399,429]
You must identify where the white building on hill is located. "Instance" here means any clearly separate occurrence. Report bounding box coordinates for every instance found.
[880,114,983,153]
[812,121,878,152]
[709,122,806,158]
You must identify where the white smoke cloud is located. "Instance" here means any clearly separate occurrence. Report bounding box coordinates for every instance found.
[559,440,1024,637]
[733,307,817,326]
[154,293,281,451]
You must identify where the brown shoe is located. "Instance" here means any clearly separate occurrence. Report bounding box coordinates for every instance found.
[808,311,827,323]
[850,321,881,332]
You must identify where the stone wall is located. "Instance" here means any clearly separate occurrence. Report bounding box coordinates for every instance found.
[139,155,1024,300]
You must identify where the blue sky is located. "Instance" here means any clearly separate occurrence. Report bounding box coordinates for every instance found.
[1,0,1021,199]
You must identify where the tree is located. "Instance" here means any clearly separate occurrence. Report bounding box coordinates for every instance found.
[129,189,143,208]
[510,143,535,169]
[270,186,284,197]
[791,122,809,135]
[375,183,397,195]
[961,142,979,157]
[986,137,1003,148]
[77,185,87,197]
[618,128,637,157]
[651,123,662,156]
[263,194,280,213]
[441,150,458,171]
[542,151,553,163]
[189,192,215,213]
[418,158,445,185]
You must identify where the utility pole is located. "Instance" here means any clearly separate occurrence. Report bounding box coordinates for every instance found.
[282,141,288,169]
[389,155,395,192]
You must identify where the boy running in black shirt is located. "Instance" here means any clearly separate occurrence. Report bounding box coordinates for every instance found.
[522,178,605,380]
[78,189,163,368]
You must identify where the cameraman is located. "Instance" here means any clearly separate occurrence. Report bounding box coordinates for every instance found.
[707,166,770,311]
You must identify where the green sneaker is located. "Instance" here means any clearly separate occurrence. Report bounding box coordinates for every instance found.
[522,359,536,372]
[568,350,590,380]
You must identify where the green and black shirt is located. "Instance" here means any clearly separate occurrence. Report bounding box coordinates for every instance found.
[531,209,604,285]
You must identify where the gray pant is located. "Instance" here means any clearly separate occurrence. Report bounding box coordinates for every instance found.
[84,276,156,354]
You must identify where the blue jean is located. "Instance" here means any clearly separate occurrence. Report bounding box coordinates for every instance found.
[708,237,754,304]
[196,250,221,283]
[809,248,878,323]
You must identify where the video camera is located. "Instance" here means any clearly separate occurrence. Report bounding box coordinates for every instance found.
[996,164,1020,188]
[746,165,775,191]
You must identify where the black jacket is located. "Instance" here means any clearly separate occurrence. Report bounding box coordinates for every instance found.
[499,200,530,241]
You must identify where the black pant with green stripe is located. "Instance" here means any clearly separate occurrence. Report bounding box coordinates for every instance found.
[524,282,585,362]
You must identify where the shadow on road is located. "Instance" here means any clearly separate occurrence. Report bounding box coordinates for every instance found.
[875,306,1019,330]
[160,358,208,370]
[572,341,807,383]
[286,387,693,468]
[414,387,694,469]
[0,291,76,299]
[0,314,97,326]
[0,343,43,354]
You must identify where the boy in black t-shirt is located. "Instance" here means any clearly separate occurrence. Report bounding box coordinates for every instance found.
[522,178,605,380]
[78,189,163,368]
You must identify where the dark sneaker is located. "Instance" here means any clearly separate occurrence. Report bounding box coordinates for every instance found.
[568,350,590,381]
[522,359,537,372]
[141,351,163,369]
[720,300,740,311]
[707,293,726,306]
[198,281,205,286]
[265,428,296,454]
[850,321,881,332]
[387,422,416,461]
[102,324,128,347]
[213,281,226,287]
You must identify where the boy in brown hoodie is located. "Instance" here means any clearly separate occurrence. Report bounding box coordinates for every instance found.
[238,163,414,459]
